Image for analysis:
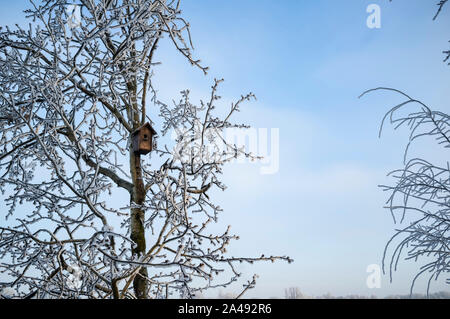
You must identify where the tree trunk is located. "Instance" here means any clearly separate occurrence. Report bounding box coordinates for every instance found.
[130,150,148,299]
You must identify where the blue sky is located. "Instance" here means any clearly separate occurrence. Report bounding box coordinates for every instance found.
[1,0,450,298]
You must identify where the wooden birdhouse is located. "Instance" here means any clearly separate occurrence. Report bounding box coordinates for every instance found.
[132,122,157,155]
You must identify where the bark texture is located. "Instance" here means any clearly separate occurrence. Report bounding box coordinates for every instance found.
[130,147,148,298]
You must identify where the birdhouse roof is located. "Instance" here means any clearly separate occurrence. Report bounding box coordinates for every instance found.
[132,122,157,136]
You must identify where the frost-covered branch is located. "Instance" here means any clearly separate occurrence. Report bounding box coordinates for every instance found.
[361,87,450,295]
[0,0,291,299]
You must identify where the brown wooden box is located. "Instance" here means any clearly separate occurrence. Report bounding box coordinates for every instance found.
[132,122,157,155]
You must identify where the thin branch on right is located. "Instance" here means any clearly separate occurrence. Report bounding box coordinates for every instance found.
[359,1,450,297]
[360,87,450,295]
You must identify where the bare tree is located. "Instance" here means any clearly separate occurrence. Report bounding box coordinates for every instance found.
[0,0,292,299]
[217,291,237,299]
[284,287,304,299]
[360,1,450,295]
